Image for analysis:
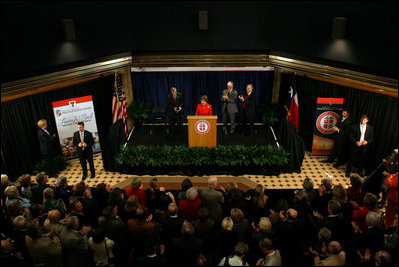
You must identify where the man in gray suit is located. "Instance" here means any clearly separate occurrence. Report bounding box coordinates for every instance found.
[60,216,91,266]
[198,177,224,224]
[221,81,239,135]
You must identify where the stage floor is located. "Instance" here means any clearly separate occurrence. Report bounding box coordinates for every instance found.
[127,125,275,147]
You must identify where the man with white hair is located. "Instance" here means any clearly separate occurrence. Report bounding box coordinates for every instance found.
[313,241,346,266]
[198,177,224,224]
[356,212,384,262]
[12,216,31,264]
[221,81,239,135]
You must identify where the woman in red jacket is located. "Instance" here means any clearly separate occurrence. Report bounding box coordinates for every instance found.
[195,95,212,116]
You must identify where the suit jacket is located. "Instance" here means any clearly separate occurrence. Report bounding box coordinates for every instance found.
[335,117,353,136]
[314,251,346,266]
[60,228,90,266]
[73,130,94,155]
[38,128,56,158]
[168,93,184,113]
[349,123,374,145]
[25,235,63,266]
[242,91,256,118]
[221,89,238,114]
[198,187,224,222]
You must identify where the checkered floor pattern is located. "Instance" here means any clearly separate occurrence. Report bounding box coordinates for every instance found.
[44,152,353,190]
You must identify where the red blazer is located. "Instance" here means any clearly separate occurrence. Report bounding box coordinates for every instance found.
[195,103,212,116]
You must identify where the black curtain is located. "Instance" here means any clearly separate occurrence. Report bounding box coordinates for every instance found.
[279,73,398,171]
[131,71,274,123]
[1,75,115,180]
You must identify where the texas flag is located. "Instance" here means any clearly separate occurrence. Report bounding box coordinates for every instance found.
[284,73,299,132]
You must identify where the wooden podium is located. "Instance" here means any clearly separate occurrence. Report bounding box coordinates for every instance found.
[187,115,217,148]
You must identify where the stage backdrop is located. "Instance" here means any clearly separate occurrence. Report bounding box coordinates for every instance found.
[52,95,101,160]
[131,67,274,123]
[279,73,398,171]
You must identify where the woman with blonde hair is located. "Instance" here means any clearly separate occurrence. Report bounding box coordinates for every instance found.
[245,184,270,223]
[217,217,238,260]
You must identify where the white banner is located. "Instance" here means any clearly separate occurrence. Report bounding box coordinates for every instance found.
[52,95,101,159]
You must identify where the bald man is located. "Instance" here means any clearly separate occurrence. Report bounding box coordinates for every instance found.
[198,177,224,223]
[44,209,65,236]
[313,241,346,266]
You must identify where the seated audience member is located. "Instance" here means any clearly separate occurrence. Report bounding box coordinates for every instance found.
[88,227,115,266]
[311,241,346,266]
[135,237,167,267]
[118,195,139,222]
[17,174,33,200]
[170,222,204,267]
[248,217,274,265]
[218,242,250,266]
[302,178,316,207]
[352,192,378,233]
[31,172,50,205]
[347,175,363,205]
[217,216,238,260]
[43,209,65,236]
[198,177,224,225]
[125,177,147,209]
[59,216,91,266]
[146,178,165,213]
[383,172,398,228]
[178,186,202,221]
[244,184,270,223]
[177,178,193,201]
[55,176,73,211]
[42,187,66,217]
[256,237,281,266]
[231,208,251,243]
[25,221,63,266]
[195,95,213,116]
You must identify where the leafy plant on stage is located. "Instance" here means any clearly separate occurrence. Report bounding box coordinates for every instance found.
[33,155,69,175]
[258,103,280,126]
[126,99,151,127]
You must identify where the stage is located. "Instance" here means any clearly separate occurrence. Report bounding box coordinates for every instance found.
[126,124,276,147]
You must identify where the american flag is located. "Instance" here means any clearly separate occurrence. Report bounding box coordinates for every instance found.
[112,72,128,137]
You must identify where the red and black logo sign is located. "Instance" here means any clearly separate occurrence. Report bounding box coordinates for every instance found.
[316,111,339,134]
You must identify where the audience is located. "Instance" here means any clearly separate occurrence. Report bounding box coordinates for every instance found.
[1,169,398,267]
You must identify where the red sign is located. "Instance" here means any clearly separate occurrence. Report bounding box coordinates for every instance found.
[316,111,340,134]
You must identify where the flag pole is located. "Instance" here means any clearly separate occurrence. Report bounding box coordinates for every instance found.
[124,125,135,147]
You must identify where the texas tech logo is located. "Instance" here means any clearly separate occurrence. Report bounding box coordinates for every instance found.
[194,120,211,135]
[316,111,339,134]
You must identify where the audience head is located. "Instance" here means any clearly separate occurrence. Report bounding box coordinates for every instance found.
[318,227,332,243]
[66,216,79,230]
[131,177,142,190]
[275,198,289,212]
[186,187,198,201]
[109,187,122,204]
[207,176,218,188]
[181,178,193,192]
[363,192,378,210]
[181,222,195,236]
[302,178,314,191]
[332,185,347,205]
[375,250,392,266]
[234,242,249,257]
[327,241,342,255]
[125,195,139,213]
[36,172,48,184]
[4,185,19,199]
[258,217,272,233]
[43,187,55,202]
[13,215,28,230]
[18,174,31,187]
[198,207,210,222]
[227,182,238,191]
[321,179,333,192]
[350,175,362,190]
[285,208,298,221]
[1,174,10,188]
[230,208,245,223]
[70,198,83,213]
[135,205,147,220]
[56,176,68,188]
[92,227,106,243]
[259,238,274,253]
[221,217,234,231]
[47,209,61,224]
[149,178,159,190]
[294,190,308,204]
[168,203,178,216]
[7,200,23,218]
[328,199,342,215]
[365,211,381,227]
[73,182,85,197]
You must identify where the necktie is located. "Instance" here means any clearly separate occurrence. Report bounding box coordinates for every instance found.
[173,95,176,102]
[243,95,248,109]
[80,131,85,150]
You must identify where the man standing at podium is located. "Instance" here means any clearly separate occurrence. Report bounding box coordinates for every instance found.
[221,81,238,135]
[168,87,183,133]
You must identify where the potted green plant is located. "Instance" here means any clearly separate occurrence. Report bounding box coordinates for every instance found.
[126,99,150,127]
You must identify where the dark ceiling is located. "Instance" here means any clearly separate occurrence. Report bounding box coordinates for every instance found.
[1,1,398,82]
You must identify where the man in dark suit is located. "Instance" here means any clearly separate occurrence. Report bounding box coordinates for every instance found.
[37,119,58,177]
[238,84,256,136]
[73,122,95,180]
[167,87,183,133]
[323,108,353,167]
[346,115,374,177]
[221,81,239,135]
